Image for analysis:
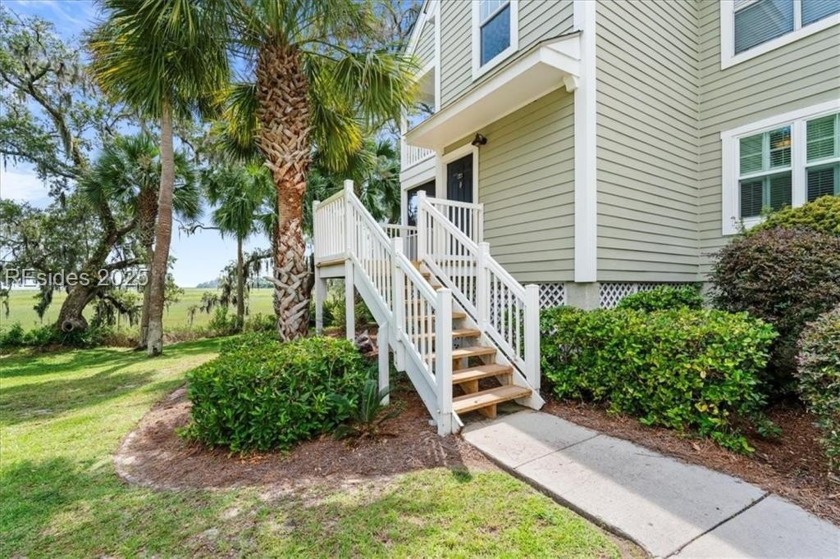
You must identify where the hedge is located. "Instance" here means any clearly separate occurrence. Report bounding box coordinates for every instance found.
[540,307,776,452]
[711,228,840,391]
[185,335,371,451]
[797,306,840,476]
[616,285,703,312]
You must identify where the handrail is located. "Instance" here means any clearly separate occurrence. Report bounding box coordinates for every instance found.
[417,192,540,391]
[427,196,484,244]
[313,181,453,434]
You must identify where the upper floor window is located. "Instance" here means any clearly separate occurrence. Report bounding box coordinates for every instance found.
[721,0,840,69]
[472,0,519,79]
[721,101,840,234]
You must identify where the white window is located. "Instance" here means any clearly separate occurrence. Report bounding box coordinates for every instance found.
[721,100,840,234]
[472,0,518,79]
[721,1,840,69]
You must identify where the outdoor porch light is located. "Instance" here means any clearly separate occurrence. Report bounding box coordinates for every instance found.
[471,133,487,146]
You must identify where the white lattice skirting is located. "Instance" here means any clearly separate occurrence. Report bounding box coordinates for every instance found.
[599,282,684,309]
[539,283,567,309]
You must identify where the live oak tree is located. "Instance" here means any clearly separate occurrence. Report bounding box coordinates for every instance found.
[0,8,140,332]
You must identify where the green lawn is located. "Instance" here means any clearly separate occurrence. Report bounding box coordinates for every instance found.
[1,287,275,332]
[0,342,631,558]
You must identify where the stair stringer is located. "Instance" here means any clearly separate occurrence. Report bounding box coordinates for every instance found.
[351,259,462,435]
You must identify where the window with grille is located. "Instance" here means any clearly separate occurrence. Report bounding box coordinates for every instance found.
[806,113,840,201]
[723,106,840,234]
[738,127,792,218]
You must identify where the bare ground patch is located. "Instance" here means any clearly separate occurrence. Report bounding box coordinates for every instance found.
[114,382,495,493]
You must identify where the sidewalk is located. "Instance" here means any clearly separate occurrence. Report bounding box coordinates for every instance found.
[462,410,840,558]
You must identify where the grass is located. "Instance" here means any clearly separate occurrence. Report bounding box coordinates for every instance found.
[0,342,630,558]
[1,287,275,332]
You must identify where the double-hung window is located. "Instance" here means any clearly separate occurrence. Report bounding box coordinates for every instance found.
[806,113,840,201]
[738,127,792,218]
[722,102,840,234]
[473,0,518,78]
[722,1,840,68]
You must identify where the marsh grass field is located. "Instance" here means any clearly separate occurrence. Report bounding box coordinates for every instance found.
[0,287,276,333]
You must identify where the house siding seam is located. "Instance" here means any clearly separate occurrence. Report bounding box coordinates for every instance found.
[439,0,574,108]
[445,89,576,283]
[697,1,840,273]
[595,0,702,283]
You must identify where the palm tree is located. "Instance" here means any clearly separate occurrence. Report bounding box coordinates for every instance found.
[222,0,417,341]
[84,133,201,347]
[202,162,274,330]
[89,0,230,355]
[305,138,402,233]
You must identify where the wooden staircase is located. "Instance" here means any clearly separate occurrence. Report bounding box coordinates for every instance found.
[411,262,533,421]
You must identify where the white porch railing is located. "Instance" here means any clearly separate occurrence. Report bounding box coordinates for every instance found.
[312,189,346,262]
[417,192,540,391]
[383,224,418,262]
[401,141,434,170]
[428,198,484,245]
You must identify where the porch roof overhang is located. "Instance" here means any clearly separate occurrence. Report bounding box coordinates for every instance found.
[405,33,582,152]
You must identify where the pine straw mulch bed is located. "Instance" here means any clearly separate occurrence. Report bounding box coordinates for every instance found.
[542,397,839,525]
[114,381,495,493]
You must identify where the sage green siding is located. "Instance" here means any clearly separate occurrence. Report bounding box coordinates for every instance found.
[440,0,574,108]
[595,0,701,283]
[446,89,576,283]
[415,14,436,67]
[697,2,840,271]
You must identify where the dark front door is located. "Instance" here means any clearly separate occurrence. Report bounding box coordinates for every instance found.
[446,154,474,203]
[446,154,474,238]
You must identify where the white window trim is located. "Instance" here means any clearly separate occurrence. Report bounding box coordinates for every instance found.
[720,99,840,235]
[472,0,519,81]
[436,143,479,205]
[720,0,840,70]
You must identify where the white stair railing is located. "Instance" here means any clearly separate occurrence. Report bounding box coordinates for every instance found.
[428,198,484,244]
[417,192,540,392]
[313,182,455,434]
[382,224,418,261]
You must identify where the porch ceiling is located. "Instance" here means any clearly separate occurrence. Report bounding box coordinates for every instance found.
[405,33,582,152]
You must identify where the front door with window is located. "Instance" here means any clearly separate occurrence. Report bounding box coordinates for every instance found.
[446,154,475,238]
[446,154,474,204]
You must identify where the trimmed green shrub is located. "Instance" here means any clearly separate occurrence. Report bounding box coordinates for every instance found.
[711,228,840,391]
[540,307,776,452]
[617,285,703,312]
[185,335,371,451]
[797,306,840,476]
[749,195,840,237]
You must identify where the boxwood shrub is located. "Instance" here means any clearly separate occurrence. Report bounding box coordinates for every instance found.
[540,307,776,452]
[616,285,703,312]
[711,228,840,391]
[185,335,371,451]
[797,306,840,476]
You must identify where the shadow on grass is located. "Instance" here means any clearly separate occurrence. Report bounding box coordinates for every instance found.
[0,337,221,381]
[0,364,157,425]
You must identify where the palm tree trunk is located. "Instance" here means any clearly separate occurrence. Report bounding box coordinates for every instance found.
[256,44,313,341]
[138,244,153,347]
[236,236,245,332]
[146,102,175,356]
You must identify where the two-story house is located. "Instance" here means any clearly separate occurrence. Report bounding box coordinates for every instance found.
[399,0,840,309]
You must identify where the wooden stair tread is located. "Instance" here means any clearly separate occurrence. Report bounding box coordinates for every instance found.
[453,385,532,414]
[407,328,482,340]
[452,346,496,359]
[452,364,512,385]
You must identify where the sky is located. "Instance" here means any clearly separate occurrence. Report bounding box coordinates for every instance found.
[0,0,270,287]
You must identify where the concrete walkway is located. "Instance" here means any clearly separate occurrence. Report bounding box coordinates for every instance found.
[462,410,840,559]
